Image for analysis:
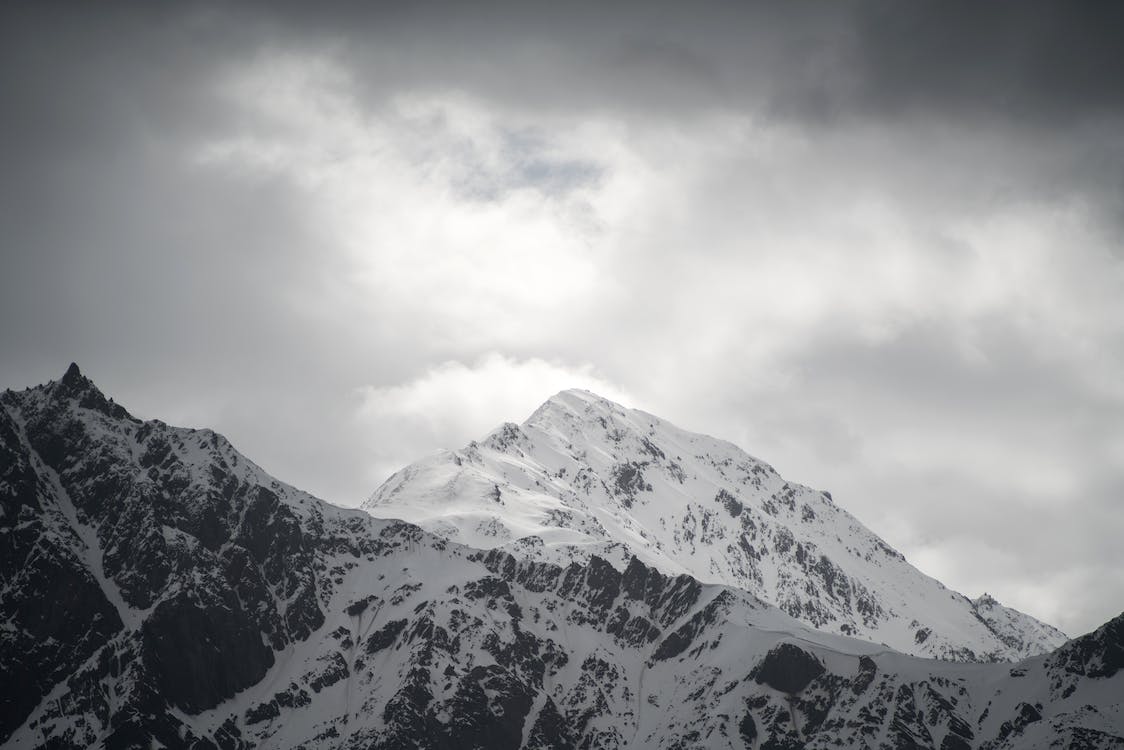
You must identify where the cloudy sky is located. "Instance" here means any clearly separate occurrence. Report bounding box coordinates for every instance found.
[3,2,1122,636]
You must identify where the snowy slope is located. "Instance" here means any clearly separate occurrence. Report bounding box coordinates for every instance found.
[365,389,1067,662]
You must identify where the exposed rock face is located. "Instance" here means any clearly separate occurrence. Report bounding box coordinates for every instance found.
[1050,612,1124,679]
[0,365,392,746]
[365,389,1069,662]
[1,367,1121,749]
[752,643,827,694]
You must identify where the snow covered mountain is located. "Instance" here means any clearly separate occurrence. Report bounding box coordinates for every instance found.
[365,389,1067,662]
[3,367,1120,750]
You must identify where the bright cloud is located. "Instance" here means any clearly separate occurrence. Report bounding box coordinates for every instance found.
[355,353,633,488]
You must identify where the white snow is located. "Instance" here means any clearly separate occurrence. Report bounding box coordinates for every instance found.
[364,389,1068,661]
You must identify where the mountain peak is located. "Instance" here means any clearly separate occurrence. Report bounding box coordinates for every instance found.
[542,387,616,409]
[62,362,83,386]
[55,361,95,395]
[526,388,630,428]
[367,389,1071,662]
[48,362,136,422]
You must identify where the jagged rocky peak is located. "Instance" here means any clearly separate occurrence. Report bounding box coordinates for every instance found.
[62,360,83,385]
[366,388,1069,662]
[14,361,137,421]
[0,364,401,744]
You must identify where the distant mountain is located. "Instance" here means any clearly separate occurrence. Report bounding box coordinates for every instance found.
[2,367,1119,749]
[365,389,1067,662]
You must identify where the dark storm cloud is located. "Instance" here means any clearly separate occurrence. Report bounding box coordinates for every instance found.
[6,2,1123,133]
[1,8,310,377]
[268,0,1124,128]
[848,2,1124,126]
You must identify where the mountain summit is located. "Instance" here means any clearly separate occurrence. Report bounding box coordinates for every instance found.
[365,388,1067,662]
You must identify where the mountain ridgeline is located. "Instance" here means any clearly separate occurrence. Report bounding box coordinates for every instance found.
[364,389,1067,662]
[1,366,1120,749]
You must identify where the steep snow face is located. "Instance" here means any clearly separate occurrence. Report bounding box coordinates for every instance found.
[366,389,1067,662]
[3,368,1120,749]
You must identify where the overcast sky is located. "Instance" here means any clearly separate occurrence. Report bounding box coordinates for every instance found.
[3,1,1122,636]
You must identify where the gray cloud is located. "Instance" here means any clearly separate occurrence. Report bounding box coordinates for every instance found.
[2,1,1122,635]
[847,2,1124,126]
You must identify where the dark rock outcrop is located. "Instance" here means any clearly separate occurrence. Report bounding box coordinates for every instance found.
[1051,612,1124,679]
[752,643,826,694]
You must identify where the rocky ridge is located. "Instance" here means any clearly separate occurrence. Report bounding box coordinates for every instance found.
[1,367,1119,749]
